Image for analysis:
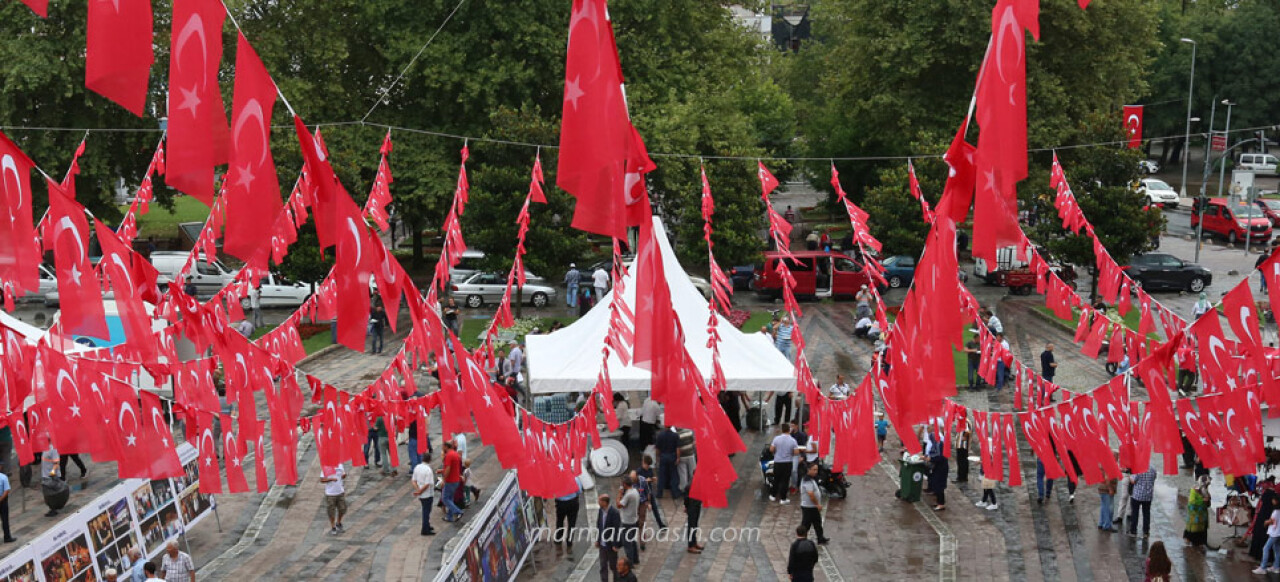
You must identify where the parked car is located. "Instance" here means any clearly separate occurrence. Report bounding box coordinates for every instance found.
[1190,197,1273,245]
[879,255,916,289]
[688,274,712,299]
[1258,198,1280,225]
[729,265,755,290]
[8,264,60,303]
[1238,153,1279,175]
[753,250,872,300]
[452,272,556,308]
[150,251,238,298]
[450,249,543,284]
[1122,253,1211,292]
[1138,178,1179,208]
[1138,160,1160,174]
[256,273,313,307]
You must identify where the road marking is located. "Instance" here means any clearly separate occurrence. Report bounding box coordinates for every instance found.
[880,460,956,582]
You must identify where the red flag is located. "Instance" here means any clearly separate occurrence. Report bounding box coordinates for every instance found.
[139,389,183,478]
[974,0,1038,186]
[1189,312,1235,392]
[529,154,547,204]
[293,117,346,250]
[46,179,108,338]
[109,379,146,477]
[86,0,153,116]
[7,411,33,465]
[220,413,250,493]
[224,33,282,261]
[166,0,228,206]
[17,0,46,17]
[334,205,376,351]
[556,0,654,239]
[195,411,223,493]
[253,428,270,492]
[94,220,157,360]
[0,131,41,301]
[1123,105,1143,149]
[758,161,780,199]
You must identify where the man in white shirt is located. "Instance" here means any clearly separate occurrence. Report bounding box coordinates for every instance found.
[249,285,263,327]
[412,453,437,536]
[454,433,469,462]
[769,424,800,504]
[828,375,851,400]
[592,267,610,299]
[640,398,661,447]
[320,464,347,535]
[507,342,524,378]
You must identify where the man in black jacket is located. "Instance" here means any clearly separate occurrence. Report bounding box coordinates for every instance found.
[787,525,818,582]
[596,494,622,582]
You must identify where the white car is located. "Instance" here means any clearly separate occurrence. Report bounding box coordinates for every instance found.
[255,273,313,307]
[1138,178,1179,208]
[452,272,557,308]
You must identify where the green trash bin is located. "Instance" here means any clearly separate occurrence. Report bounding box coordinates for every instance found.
[897,459,926,502]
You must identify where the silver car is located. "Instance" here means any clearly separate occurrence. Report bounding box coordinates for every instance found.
[452,272,557,308]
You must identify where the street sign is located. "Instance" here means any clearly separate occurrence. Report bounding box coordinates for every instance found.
[1211,134,1227,152]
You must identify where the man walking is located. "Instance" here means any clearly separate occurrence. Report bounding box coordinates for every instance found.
[412,452,436,536]
[684,492,704,554]
[639,398,660,448]
[770,423,799,503]
[159,541,195,582]
[1040,343,1057,383]
[249,284,263,328]
[799,463,830,544]
[787,526,819,582]
[441,441,465,523]
[617,475,641,565]
[596,494,622,582]
[555,477,581,557]
[320,463,348,535]
[0,469,13,543]
[592,264,609,299]
[369,304,388,354]
[654,426,682,499]
[564,263,581,308]
[1097,476,1117,533]
[615,557,638,582]
[1128,467,1157,538]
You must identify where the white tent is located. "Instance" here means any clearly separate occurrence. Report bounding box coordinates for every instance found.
[527,218,795,393]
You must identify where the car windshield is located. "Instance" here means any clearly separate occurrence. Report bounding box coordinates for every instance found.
[1231,204,1265,218]
[1145,180,1172,190]
[1263,200,1280,210]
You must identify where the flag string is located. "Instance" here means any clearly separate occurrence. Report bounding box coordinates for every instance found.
[2,122,1277,163]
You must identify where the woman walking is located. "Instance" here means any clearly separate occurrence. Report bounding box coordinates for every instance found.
[1183,475,1211,546]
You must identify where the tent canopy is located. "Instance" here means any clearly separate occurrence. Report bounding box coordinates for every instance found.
[527,218,795,393]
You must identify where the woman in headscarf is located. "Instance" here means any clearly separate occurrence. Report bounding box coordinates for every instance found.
[1183,475,1211,546]
[1250,477,1280,560]
[1191,292,1213,320]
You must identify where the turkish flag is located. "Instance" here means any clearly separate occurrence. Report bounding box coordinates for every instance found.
[0,131,41,300]
[556,0,654,239]
[529,155,547,204]
[45,179,108,338]
[195,411,223,493]
[18,0,46,17]
[975,0,1038,186]
[253,428,270,492]
[109,378,147,477]
[86,0,153,116]
[334,204,376,351]
[94,220,157,361]
[294,117,347,250]
[224,33,282,261]
[220,413,250,493]
[1123,105,1143,149]
[1189,312,1235,392]
[166,0,228,206]
[140,389,183,478]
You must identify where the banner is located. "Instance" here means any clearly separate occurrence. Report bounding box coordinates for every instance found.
[1123,105,1143,149]
[435,470,546,582]
[0,442,215,582]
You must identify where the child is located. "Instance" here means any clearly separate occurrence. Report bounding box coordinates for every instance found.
[975,466,997,511]
[874,412,889,452]
[462,459,482,507]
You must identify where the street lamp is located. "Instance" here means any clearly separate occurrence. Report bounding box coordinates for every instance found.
[1179,38,1196,198]
[1217,100,1235,198]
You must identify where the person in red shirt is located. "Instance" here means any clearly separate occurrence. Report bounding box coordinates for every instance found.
[441,441,465,523]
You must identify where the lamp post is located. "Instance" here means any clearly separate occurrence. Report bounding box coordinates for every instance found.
[1179,38,1196,198]
[1217,100,1235,198]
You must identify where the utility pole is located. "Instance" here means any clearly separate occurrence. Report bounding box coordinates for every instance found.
[1217,100,1235,198]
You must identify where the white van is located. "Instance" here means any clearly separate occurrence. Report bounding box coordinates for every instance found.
[150,251,238,298]
[1238,153,1279,175]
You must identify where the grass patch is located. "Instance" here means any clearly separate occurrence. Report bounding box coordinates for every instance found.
[1034,305,1159,340]
[740,311,775,333]
[250,321,334,355]
[458,314,581,349]
[123,196,210,241]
